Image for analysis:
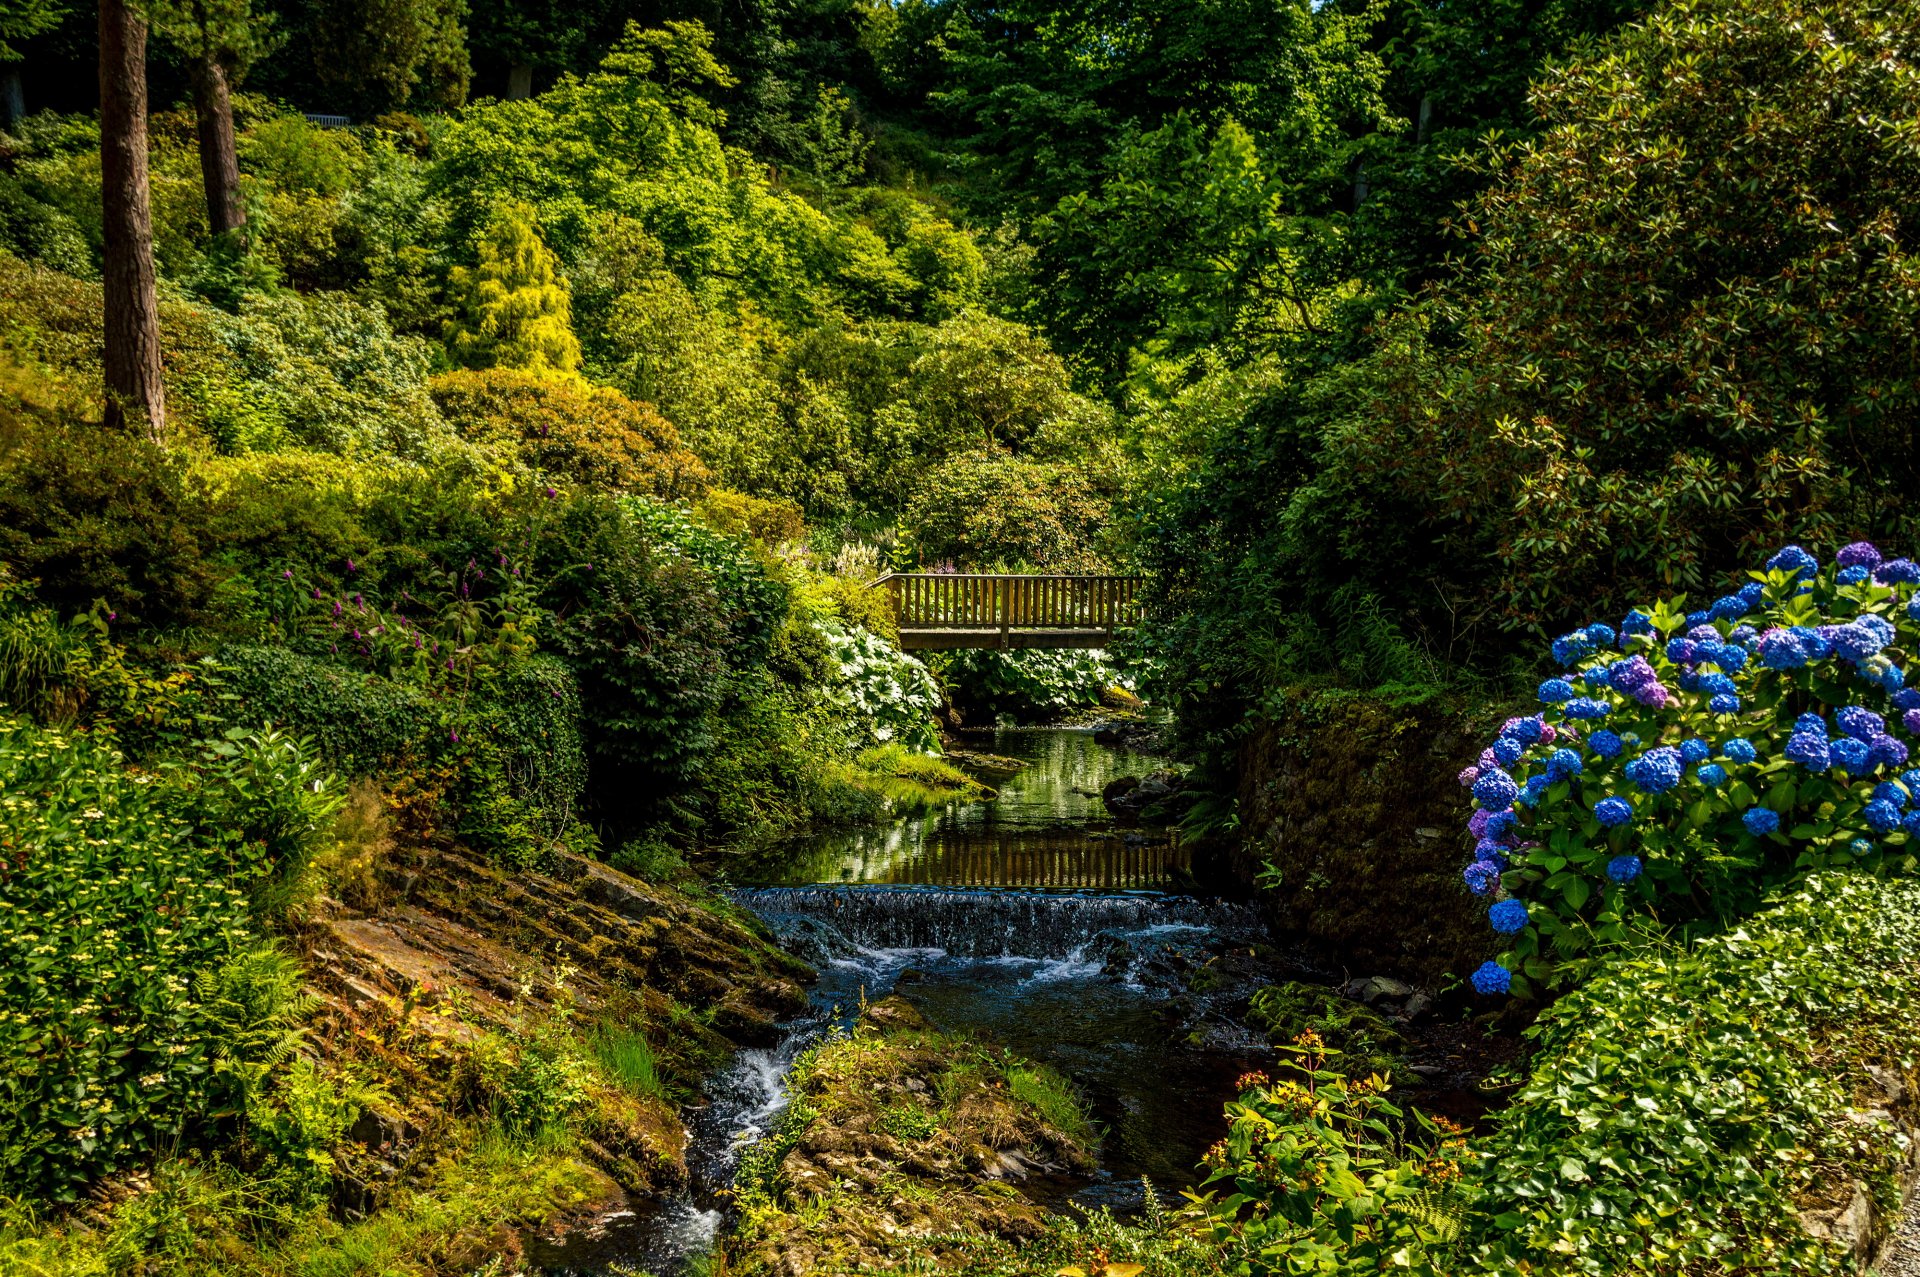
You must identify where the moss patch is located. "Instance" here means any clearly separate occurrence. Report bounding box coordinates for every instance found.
[724,998,1098,1277]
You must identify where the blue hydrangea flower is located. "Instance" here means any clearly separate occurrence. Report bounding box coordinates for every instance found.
[1606,855,1643,883]
[1836,541,1883,570]
[1547,748,1582,778]
[1729,624,1760,647]
[1500,716,1547,745]
[1582,667,1612,688]
[1538,678,1575,704]
[1551,631,1595,665]
[1737,581,1766,606]
[1621,610,1654,637]
[1588,729,1624,759]
[1866,799,1904,833]
[1872,781,1909,810]
[1666,637,1697,664]
[1767,545,1819,578]
[1493,736,1524,766]
[1474,837,1511,861]
[1871,735,1910,769]
[1696,763,1727,786]
[1473,768,1519,812]
[1910,595,1920,622]
[1710,693,1742,715]
[1794,712,1829,736]
[1839,566,1870,585]
[1463,861,1502,896]
[1785,732,1831,771]
[1585,623,1617,647]
[1903,769,1920,793]
[1854,837,1877,857]
[1562,698,1613,720]
[1489,899,1530,934]
[1716,646,1751,671]
[1905,812,1920,839]
[1517,775,1550,807]
[1893,691,1920,712]
[1796,626,1833,660]
[1624,746,1684,794]
[1722,738,1757,764]
[1760,630,1811,670]
[1679,738,1711,765]
[1486,810,1518,838]
[1696,673,1737,697]
[1875,558,1920,585]
[1470,961,1512,996]
[1743,807,1781,835]
[1708,594,1749,622]
[1837,707,1886,741]
[1832,737,1873,775]
[1594,796,1634,827]
[1685,610,1710,628]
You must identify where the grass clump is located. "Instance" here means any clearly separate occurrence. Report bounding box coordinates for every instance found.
[588,1024,669,1103]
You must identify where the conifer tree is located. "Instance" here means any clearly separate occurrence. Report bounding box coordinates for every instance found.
[445,204,582,376]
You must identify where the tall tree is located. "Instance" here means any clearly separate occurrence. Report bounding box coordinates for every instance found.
[153,0,272,240]
[98,0,166,440]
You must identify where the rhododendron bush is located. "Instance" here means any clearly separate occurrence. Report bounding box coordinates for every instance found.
[1460,543,1920,996]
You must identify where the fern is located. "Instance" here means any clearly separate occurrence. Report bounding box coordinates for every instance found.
[192,944,320,1118]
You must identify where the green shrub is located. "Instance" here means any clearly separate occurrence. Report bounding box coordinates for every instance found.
[0,717,273,1201]
[620,495,791,665]
[214,643,436,776]
[1464,872,1920,1273]
[815,620,941,753]
[429,367,709,498]
[939,646,1125,721]
[211,291,454,460]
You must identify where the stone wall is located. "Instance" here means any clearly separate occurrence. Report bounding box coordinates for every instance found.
[1232,689,1509,984]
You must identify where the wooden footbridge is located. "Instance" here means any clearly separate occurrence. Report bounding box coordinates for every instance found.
[874,573,1141,650]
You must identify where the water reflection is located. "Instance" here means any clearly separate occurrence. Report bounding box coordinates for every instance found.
[734,729,1183,888]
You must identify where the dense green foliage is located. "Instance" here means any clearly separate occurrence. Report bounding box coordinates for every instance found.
[1143,0,1920,749]
[0,716,336,1200]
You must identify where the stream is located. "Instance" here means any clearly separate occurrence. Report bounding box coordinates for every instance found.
[531,729,1267,1276]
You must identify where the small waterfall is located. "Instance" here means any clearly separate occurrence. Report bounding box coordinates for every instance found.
[731,884,1258,960]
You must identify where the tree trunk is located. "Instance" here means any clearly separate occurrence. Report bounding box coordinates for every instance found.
[1,69,23,127]
[98,0,166,441]
[191,51,246,239]
[507,62,533,99]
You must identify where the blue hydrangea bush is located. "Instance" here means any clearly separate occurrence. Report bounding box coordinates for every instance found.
[1460,542,1920,997]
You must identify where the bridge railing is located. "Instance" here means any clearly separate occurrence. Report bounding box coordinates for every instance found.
[875,573,1142,631]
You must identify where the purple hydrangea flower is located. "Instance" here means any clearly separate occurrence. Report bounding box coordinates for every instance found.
[1871,735,1909,769]
[1758,629,1811,670]
[1468,808,1491,838]
[1875,559,1920,585]
[1463,861,1502,896]
[1836,541,1883,570]
[1458,766,1482,788]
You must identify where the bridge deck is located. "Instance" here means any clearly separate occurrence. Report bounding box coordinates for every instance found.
[876,573,1140,650]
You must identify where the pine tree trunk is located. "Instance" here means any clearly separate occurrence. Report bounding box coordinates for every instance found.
[191,51,247,238]
[98,0,167,442]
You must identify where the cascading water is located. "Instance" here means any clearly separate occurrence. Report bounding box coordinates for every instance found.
[534,728,1269,1275]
